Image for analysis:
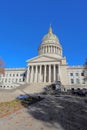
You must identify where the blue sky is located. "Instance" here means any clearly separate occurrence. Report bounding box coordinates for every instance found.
[0,0,87,68]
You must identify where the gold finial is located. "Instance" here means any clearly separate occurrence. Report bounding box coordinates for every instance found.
[48,24,52,35]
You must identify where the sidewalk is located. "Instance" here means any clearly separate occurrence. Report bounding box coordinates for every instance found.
[0,107,62,130]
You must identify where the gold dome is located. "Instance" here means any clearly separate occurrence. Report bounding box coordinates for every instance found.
[42,26,59,42]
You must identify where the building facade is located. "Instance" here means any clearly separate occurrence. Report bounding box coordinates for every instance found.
[26,27,86,87]
[26,27,68,85]
[0,26,86,89]
[0,68,26,89]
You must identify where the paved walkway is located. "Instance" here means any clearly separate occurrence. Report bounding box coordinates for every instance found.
[0,98,64,130]
[0,96,87,130]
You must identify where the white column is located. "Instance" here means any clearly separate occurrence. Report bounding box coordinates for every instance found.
[54,46,55,54]
[39,65,42,82]
[35,65,38,82]
[42,47,44,53]
[56,47,58,54]
[47,46,48,53]
[55,47,56,54]
[30,66,32,83]
[46,46,47,53]
[54,46,55,53]
[32,66,34,82]
[61,49,62,56]
[42,47,43,54]
[52,46,53,53]
[26,66,29,83]
[53,46,54,53]
[48,46,50,53]
[30,66,34,83]
[43,47,44,53]
[57,47,58,54]
[44,65,46,82]
[54,64,56,81]
[58,65,61,81]
[58,48,59,54]
[51,46,52,53]
[29,66,31,82]
[49,65,51,82]
[56,65,58,81]
[37,66,39,82]
[44,47,45,53]
[50,46,51,53]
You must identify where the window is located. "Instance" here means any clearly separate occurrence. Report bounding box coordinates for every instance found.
[5,79,7,82]
[3,74,5,77]
[12,79,14,82]
[1,79,3,83]
[16,79,18,82]
[19,79,21,82]
[20,74,23,76]
[13,74,15,77]
[71,79,74,84]
[76,78,80,84]
[82,78,85,84]
[76,73,79,76]
[16,74,18,76]
[70,73,73,76]
[81,72,84,76]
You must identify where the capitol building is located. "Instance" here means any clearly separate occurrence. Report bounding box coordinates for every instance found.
[0,26,86,89]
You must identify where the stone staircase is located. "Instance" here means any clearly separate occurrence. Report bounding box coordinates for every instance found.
[20,83,50,94]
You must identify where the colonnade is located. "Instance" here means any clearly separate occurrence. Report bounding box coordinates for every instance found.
[27,64,60,83]
[39,45,62,55]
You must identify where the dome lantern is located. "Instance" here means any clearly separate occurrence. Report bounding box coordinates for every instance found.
[48,25,52,35]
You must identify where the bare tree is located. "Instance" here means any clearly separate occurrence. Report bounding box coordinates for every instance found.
[0,57,5,84]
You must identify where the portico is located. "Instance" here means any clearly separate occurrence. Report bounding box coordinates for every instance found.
[27,64,60,83]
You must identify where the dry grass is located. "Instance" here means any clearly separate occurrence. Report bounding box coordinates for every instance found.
[0,100,23,118]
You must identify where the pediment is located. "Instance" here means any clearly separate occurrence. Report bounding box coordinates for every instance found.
[27,55,60,63]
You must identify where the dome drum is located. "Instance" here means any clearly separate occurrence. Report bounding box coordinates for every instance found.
[38,44,62,56]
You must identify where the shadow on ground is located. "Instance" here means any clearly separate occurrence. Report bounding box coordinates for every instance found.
[18,90,87,130]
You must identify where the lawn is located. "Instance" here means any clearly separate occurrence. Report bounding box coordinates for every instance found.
[0,95,44,118]
[0,100,23,118]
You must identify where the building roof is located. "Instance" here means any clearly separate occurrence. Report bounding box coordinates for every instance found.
[41,26,60,44]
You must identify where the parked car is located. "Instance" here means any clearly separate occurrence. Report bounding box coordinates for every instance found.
[82,88,87,94]
[16,94,29,100]
[71,88,86,96]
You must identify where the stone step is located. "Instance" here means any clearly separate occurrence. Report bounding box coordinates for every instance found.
[21,83,50,94]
